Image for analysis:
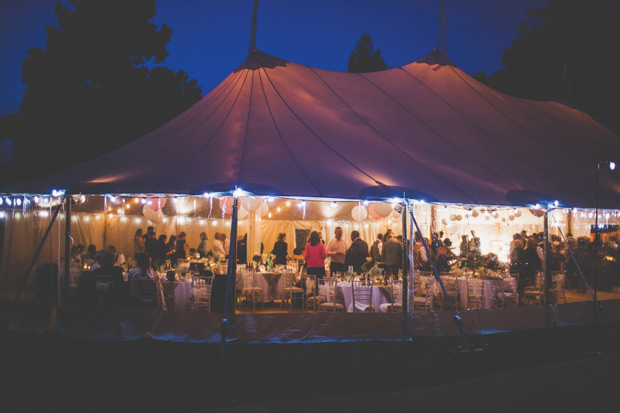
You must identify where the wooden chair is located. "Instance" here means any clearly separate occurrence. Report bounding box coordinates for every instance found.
[133,279,158,309]
[379,279,402,313]
[305,274,322,311]
[467,276,484,309]
[281,269,304,310]
[497,277,518,307]
[351,280,374,312]
[318,278,344,312]
[439,275,458,310]
[523,271,544,305]
[413,277,434,312]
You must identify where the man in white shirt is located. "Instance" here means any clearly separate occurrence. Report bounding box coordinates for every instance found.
[327,227,347,274]
[221,233,229,256]
[212,232,227,260]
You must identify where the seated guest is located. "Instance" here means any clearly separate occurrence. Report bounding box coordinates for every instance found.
[93,251,128,306]
[129,253,157,294]
[89,251,105,272]
[106,245,125,266]
[86,244,97,263]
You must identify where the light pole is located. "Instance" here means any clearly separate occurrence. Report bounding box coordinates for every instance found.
[594,160,616,322]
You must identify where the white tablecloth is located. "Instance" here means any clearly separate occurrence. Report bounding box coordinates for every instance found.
[336,282,392,313]
[162,280,192,311]
[255,272,283,301]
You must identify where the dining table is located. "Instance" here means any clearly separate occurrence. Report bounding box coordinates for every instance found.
[255,271,283,302]
[319,281,393,313]
[160,278,193,311]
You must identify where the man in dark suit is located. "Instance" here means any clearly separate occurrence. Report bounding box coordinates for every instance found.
[382,232,403,277]
[345,231,370,274]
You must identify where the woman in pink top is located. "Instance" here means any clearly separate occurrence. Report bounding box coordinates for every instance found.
[304,231,327,292]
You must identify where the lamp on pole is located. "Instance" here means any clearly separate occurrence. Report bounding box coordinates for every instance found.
[594,160,616,322]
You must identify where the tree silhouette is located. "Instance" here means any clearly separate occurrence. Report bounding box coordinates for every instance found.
[473,0,620,134]
[347,33,388,73]
[0,0,201,183]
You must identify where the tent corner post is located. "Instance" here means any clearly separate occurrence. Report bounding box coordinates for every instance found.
[62,193,72,308]
[221,192,239,353]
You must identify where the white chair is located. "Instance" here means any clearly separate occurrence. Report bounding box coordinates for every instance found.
[281,269,304,310]
[94,274,114,305]
[523,271,544,305]
[192,276,213,311]
[240,268,263,312]
[318,278,344,312]
[305,274,321,311]
[133,279,158,309]
[552,271,567,304]
[351,280,374,312]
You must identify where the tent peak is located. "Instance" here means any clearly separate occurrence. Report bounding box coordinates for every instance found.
[415,48,454,67]
[235,49,289,72]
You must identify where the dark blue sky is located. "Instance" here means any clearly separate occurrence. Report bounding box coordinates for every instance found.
[0,0,547,117]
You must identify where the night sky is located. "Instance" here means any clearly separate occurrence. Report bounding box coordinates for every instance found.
[0,0,548,117]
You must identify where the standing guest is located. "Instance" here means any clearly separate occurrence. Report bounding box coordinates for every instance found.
[345,231,370,274]
[304,231,327,291]
[237,234,247,264]
[174,232,189,263]
[197,232,210,258]
[327,226,347,274]
[221,233,229,257]
[212,232,227,260]
[436,238,456,273]
[134,228,146,257]
[272,233,288,265]
[166,235,177,258]
[370,233,383,263]
[153,234,168,262]
[523,237,542,288]
[469,230,481,256]
[144,226,157,257]
[382,232,403,277]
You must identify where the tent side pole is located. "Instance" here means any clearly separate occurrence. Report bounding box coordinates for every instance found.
[221,194,238,353]
[401,201,408,313]
[544,210,552,305]
[63,194,71,308]
[5,200,63,326]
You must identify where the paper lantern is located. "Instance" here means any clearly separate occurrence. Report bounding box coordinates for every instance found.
[146,197,166,211]
[509,215,515,221]
[219,197,233,215]
[455,215,462,221]
[259,203,269,217]
[471,210,479,218]
[142,205,160,222]
[441,219,447,225]
[242,197,263,212]
[368,203,381,220]
[372,202,392,218]
[515,210,522,217]
[237,206,248,219]
[529,208,545,218]
[351,205,368,221]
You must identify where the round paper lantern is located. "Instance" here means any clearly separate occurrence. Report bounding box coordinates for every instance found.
[529,208,545,218]
[259,203,269,217]
[515,210,522,217]
[441,219,447,225]
[237,206,248,220]
[449,214,456,221]
[471,210,479,218]
[351,205,368,221]
[509,215,515,221]
[242,197,263,212]
[368,203,381,220]
[455,215,462,221]
[502,218,506,222]
[485,215,490,221]
[372,202,392,218]
[479,208,486,213]
[147,197,166,211]
[219,197,233,215]
[142,205,160,222]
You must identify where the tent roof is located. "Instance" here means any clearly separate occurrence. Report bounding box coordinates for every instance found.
[4,49,620,208]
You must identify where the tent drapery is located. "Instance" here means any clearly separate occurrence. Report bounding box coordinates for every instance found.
[2,49,619,208]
